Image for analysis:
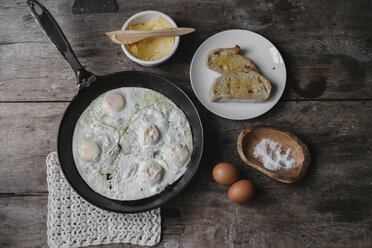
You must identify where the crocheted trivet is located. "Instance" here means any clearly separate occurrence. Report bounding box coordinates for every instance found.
[46,152,161,247]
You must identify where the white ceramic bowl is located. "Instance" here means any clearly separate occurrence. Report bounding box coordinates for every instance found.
[121,11,179,67]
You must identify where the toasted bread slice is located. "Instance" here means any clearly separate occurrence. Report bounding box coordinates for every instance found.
[206,45,258,74]
[209,68,271,102]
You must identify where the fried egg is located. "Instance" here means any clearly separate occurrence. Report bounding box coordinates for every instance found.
[72,87,193,200]
[79,140,101,162]
[103,91,126,111]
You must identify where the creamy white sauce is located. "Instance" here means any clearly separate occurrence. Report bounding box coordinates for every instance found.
[72,87,193,200]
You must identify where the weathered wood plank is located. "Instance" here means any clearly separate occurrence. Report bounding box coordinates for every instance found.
[0,102,67,193]
[0,0,371,101]
[0,195,48,248]
[0,190,371,248]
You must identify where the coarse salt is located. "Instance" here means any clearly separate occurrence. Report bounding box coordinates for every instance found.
[253,138,295,171]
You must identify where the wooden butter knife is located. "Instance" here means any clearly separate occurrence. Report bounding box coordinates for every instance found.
[106,27,195,45]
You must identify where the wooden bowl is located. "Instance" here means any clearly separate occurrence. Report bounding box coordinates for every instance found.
[237,126,310,183]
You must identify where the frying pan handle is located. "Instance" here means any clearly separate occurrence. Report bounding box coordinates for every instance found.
[27,0,95,89]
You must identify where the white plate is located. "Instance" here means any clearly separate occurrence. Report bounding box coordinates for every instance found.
[190,29,286,120]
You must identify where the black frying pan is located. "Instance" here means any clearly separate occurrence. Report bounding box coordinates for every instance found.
[27,0,203,213]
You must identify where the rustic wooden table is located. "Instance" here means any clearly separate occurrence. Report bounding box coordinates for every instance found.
[1,0,371,247]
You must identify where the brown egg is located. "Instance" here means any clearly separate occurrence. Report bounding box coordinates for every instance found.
[212,162,240,185]
[228,179,255,203]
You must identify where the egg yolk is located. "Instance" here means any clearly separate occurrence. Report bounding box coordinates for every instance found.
[167,143,189,165]
[79,140,101,162]
[140,124,160,145]
[104,91,126,111]
[139,163,163,185]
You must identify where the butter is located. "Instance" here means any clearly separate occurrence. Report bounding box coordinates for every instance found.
[212,55,249,73]
[126,16,175,61]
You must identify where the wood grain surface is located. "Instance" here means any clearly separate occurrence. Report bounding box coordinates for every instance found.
[0,0,371,247]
